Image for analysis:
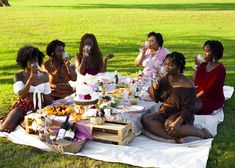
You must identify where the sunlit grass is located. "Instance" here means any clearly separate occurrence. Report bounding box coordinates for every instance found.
[0,0,235,167]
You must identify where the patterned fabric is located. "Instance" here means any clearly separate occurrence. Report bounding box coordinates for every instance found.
[142,47,169,77]
[11,99,34,114]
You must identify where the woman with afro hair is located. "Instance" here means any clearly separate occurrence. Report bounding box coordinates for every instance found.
[0,46,52,132]
[142,52,213,143]
[76,33,114,75]
[44,39,77,100]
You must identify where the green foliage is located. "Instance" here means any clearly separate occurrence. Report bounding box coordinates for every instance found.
[0,0,235,167]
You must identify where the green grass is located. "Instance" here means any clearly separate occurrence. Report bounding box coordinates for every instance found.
[0,0,235,167]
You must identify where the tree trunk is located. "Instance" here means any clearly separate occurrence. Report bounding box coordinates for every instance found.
[0,0,10,7]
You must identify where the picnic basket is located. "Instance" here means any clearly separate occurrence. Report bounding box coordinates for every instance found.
[47,138,86,154]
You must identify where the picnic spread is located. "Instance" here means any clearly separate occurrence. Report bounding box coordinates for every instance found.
[0,72,234,168]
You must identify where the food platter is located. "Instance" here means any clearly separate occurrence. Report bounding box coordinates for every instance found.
[43,105,74,116]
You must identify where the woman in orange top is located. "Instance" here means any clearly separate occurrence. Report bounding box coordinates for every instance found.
[44,39,77,100]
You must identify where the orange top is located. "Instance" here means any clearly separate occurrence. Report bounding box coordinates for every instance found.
[44,59,74,99]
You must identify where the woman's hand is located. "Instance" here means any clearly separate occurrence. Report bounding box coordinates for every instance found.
[83,47,91,57]
[105,53,114,59]
[64,58,71,67]
[140,43,148,53]
[166,121,180,137]
[29,64,39,82]
[194,55,203,66]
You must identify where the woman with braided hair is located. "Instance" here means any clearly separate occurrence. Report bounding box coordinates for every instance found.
[142,52,213,143]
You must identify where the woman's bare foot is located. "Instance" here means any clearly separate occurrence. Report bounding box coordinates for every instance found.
[0,124,11,133]
[201,128,213,139]
[175,137,184,144]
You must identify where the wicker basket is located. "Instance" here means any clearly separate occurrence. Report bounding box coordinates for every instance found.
[47,138,86,154]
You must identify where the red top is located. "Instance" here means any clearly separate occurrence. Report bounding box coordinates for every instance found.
[195,62,226,114]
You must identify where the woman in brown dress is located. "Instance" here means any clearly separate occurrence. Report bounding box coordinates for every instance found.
[142,52,213,142]
[44,39,77,100]
[0,46,52,132]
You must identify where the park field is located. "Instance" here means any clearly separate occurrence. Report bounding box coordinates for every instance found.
[0,0,235,167]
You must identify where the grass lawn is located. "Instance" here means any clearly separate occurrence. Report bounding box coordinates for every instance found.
[0,0,235,167]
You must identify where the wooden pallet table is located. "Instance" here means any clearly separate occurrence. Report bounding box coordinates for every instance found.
[92,120,135,145]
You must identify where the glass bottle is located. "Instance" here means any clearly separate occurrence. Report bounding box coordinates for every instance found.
[134,87,139,98]
[114,70,119,84]
[56,115,70,140]
[64,123,77,141]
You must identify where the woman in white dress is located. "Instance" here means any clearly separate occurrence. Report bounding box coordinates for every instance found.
[0,46,52,132]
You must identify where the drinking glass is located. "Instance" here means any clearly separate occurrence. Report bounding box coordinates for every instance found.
[62,52,70,60]
[31,62,43,78]
[84,45,91,56]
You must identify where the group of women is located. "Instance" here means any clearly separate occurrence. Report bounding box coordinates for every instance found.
[0,32,226,143]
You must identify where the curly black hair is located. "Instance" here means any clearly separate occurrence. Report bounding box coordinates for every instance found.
[46,39,65,57]
[203,40,224,61]
[16,46,44,69]
[148,32,164,47]
[165,52,186,73]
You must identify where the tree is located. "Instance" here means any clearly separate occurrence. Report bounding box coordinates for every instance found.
[0,0,10,7]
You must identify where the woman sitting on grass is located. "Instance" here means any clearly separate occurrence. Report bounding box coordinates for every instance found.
[142,52,213,143]
[0,46,52,132]
[135,32,169,77]
[44,39,77,100]
[76,33,114,75]
[193,40,226,115]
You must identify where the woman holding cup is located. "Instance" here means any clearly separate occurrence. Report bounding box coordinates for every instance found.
[135,32,169,78]
[142,52,213,143]
[76,33,114,75]
[193,40,226,115]
[44,39,77,100]
[0,46,52,132]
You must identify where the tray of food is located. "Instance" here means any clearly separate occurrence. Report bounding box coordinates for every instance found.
[43,105,74,116]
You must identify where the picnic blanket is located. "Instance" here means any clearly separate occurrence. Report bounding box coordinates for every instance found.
[0,86,234,168]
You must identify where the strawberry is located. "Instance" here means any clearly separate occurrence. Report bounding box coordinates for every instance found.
[84,94,91,100]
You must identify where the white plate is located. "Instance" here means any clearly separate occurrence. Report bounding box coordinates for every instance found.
[74,93,99,103]
[122,105,145,113]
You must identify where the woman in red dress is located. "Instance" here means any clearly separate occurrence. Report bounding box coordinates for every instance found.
[193,40,226,115]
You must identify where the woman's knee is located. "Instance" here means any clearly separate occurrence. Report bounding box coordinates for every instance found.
[142,114,152,127]
[0,108,25,132]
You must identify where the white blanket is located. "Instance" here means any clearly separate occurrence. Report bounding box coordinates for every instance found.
[0,86,234,168]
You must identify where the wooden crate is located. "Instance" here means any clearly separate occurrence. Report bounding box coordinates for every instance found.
[23,113,39,134]
[92,120,134,145]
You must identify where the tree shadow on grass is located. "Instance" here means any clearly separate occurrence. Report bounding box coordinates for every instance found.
[0,35,234,84]
[36,3,235,11]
